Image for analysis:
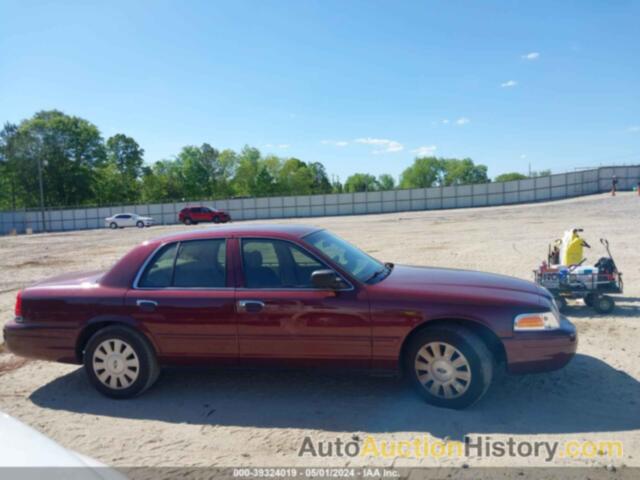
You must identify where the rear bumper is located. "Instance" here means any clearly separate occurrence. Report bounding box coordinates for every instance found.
[3,320,78,364]
[503,315,577,374]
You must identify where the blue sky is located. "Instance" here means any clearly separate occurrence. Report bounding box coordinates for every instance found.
[1,0,639,181]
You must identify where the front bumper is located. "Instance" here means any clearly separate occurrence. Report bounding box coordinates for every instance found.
[503,315,577,374]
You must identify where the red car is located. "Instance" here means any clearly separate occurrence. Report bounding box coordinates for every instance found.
[178,206,231,225]
[4,225,576,409]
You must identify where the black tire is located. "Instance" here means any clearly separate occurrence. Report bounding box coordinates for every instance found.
[404,325,493,409]
[183,217,193,225]
[83,325,160,399]
[593,295,615,314]
[109,222,118,229]
[136,221,144,228]
[556,296,568,313]
[213,216,221,224]
[584,293,596,307]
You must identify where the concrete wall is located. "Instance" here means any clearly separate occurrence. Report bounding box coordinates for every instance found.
[1,165,637,235]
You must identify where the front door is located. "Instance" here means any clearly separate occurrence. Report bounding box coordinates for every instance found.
[235,237,371,368]
[117,214,134,227]
[125,238,237,364]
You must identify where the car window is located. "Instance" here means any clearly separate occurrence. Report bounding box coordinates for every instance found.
[241,239,327,288]
[116,214,131,219]
[137,240,226,288]
[305,230,384,283]
[138,243,178,288]
[173,239,226,288]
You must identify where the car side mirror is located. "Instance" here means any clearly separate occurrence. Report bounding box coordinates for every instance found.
[311,269,346,290]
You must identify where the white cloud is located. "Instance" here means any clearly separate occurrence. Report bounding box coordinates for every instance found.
[501,80,518,88]
[354,137,404,154]
[627,125,640,133]
[321,140,349,147]
[442,119,450,124]
[522,52,540,60]
[520,154,527,159]
[412,145,437,156]
[455,117,470,126]
[277,144,290,149]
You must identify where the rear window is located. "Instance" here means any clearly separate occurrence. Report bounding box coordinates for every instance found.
[137,240,227,288]
[138,243,178,288]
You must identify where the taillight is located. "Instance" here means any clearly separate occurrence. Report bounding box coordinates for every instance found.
[14,290,23,321]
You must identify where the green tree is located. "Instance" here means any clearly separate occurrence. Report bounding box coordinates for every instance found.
[0,123,21,209]
[377,173,396,191]
[344,173,379,192]
[400,157,444,188]
[232,145,261,196]
[441,158,489,186]
[179,145,211,199]
[331,176,344,193]
[5,110,106,207]
[495,172,528,182]
[308,162,332,193]
[214,149,238,198]
[93,162,126,204]
[254,165,277,196]
[531,169,551,177]
[278,158,314,195]
[105,133,144,202]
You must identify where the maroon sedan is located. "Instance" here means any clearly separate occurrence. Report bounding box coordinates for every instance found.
[178,206,231,225]
[4,225,576,409]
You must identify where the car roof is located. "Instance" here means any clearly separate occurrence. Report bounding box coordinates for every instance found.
[149,224,323,244]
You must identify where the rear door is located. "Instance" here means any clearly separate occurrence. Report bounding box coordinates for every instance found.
[235,237,371,368]
[125,238,237,364]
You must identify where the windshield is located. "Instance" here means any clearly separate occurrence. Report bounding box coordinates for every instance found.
[304,230,386,283]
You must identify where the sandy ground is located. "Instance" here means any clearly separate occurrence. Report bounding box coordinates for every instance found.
[0,192,638,473]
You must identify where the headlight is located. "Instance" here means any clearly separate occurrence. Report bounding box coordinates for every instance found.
[514,310,560,331]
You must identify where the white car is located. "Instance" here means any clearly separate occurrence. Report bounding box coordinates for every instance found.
[105,213,153,229]
[0,411,126,478]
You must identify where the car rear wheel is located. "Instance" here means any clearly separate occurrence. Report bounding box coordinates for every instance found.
[109,222,118,229]
[593,295,615,314]
[213,216,220,224]
[183,217,193,225]
[404,325,493,409]
[84,326,159,399]
[136,221,144,228]
[584,293,595,307]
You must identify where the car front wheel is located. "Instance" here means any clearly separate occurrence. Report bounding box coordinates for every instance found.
[136,221,144,228]
[183,217,193,225]
[109,222,118,229]
[404,325,493,409]
[84,326,159,399]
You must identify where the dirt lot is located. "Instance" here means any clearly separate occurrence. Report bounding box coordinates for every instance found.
[0,193,638,472]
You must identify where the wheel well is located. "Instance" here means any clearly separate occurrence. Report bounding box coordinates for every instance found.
[399,318,506,370]
[75,321,153,362]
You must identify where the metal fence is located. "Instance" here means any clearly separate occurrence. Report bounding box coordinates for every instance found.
[1,165,638,235]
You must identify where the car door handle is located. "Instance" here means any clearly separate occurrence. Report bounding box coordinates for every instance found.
[237,300,265,313]
[136,299,158,312]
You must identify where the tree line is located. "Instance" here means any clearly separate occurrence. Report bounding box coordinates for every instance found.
[0,110,547,210]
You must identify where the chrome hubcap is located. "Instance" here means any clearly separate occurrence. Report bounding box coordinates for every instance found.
[415,342,472,399]
[92,339,140,390]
